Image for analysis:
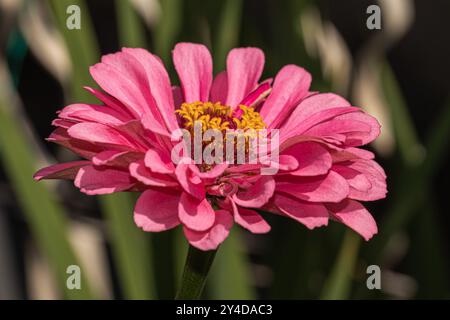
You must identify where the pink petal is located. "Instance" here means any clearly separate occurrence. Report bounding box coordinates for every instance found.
[52,119,77,129]
[302,116,378,148]
[277,155,299,171]
[282,142,332,176]
[173,43,213,103]
[327,200,378,241]
[230,200,270,234]
[117,119,155,147]
[178,192,215,231]
[190,163,228,180]
[239,82,272,108]
[333,165,371,192]
[172,86,183,108]
[285,93,351,124]
[273,194,328,229]
[123,48,179,132]
[333,159,387,201]
[233,82,272,118]
[58,103,129,126]
[84,86,134,119]
[280,91,359,139]
[74,166,135,195]
[210,71,228,103]
[276,171,349,203]
[90,49,177,132]
[278,92,380,147]
[259,65,311,128]
[47,128,103,159]
[183,210,233,251]
[226,48,265,108]
[92,150,143,168]
[175,160,205,200]
[141,112,172,137]
[67,122,136,150]
[34,161,90,181]
[90,54,153,118]
[144,148,175,174]
[331,148,375,162]
[346,148,375,160]
[129,160,178,187]
[225,163,264,174]
[305,119,371,137]
[330,112,381,146]
[293,107,359,134]
[232,176,275,208]
[134,189,180,232]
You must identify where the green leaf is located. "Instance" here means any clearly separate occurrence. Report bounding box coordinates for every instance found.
[49,0,99,101]
[369,67,450,260]
[208,230,255,299]
[409,196,449,298]
[115,0,147,48]
[100,193,155,299]
[50,0,156,299]
[213,0,243,72]
[320,231,361,300]
[0,96,93,299]
[154,0,183,64]
[381,63,423,166]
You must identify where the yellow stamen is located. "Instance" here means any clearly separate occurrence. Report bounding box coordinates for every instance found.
[175,101,266,132]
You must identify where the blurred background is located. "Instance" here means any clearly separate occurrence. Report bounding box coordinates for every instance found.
[0,0,449,300]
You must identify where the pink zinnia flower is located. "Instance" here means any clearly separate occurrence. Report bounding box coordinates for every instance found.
[34,43,387,251]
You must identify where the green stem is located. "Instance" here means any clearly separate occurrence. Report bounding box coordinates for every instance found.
[176,245,217,299]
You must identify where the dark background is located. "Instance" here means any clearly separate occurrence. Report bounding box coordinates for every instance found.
[0,0,449,299]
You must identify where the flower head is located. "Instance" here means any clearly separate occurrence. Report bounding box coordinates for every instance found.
[35,43,387,251]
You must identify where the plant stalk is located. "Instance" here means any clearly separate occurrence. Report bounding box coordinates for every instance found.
[175,245,217,299]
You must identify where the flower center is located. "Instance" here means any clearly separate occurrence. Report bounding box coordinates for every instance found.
[176,101,266,132]
[175,102,268,171]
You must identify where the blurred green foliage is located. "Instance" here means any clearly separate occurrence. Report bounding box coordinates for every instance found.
[0,0,449,300]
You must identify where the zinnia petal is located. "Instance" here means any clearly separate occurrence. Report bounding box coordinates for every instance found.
[67,122,136,150]
[276,171,349,203]
[259,65,311,128]
[173,43,213,103]
[284,93,351,125]
[144,148,175,174]
[226,47,265,108]
[74,166,135,195]
[58,103,129,126]
[327,199,378,241]
[282,142,332,176]
[183,209,233,251]
[84,86,134,119]
[90,54,153,118]
[175,160,206,200]
[134,189,180,232]
[179,192,215,231]
[92,150,143,168]
[47,128,102,159]
[232,176,275,208]
[129,160,178,187]
[34,161,90,181]
[123,48,179,132]
[210,71,228,104]
[230,200,270,234]
[273,193,328,229]
[333,159,387,201]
